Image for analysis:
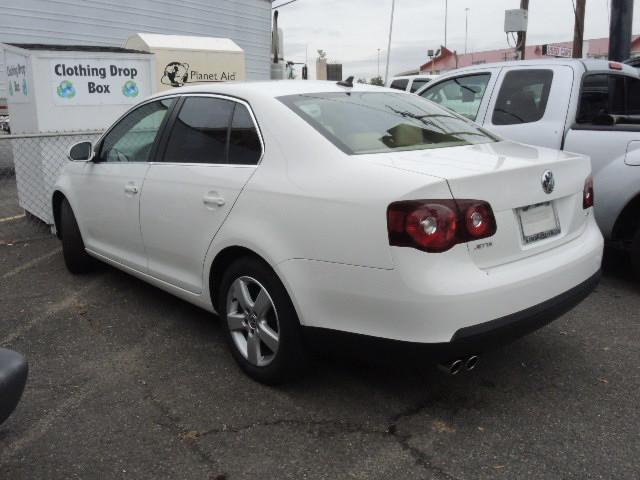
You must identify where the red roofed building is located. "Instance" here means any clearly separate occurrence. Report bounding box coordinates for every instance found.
[419,35,640,74]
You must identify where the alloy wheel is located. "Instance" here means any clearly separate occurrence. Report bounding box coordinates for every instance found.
[226,276,280,367]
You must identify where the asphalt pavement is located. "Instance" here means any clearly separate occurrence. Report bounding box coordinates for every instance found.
[1,176,639,479]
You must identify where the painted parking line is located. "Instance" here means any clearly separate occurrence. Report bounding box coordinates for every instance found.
[0,213,26,223]
[1,247,62,280]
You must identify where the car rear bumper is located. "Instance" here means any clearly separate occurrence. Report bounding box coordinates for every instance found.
[448,268,600,351]
[302,269,600,361]
[277,216,603,344]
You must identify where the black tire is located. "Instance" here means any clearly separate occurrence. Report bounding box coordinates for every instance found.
[218,256,308,384]
[60,198,95,274]
[631,227,640,279]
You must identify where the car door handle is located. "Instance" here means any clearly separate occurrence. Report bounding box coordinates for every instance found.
[124,183,139,195]
[203,194,225,207]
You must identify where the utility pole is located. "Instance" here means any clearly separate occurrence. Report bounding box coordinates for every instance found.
[572,0,586,58]
[609,0,634,61]
[465,8,470,54]
[377,48,381,77]
[516,0,529,60]
[384,0,396,85]
[444,0,448,49]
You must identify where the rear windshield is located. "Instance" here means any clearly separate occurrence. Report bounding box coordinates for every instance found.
[279,92,496,155]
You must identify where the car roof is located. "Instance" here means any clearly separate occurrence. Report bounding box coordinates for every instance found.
[435,58,638,76]
[148,81,395,102]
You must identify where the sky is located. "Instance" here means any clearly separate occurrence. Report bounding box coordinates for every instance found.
[274,0,640,81]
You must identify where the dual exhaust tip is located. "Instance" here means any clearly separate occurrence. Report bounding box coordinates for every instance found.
[438,355,479,375]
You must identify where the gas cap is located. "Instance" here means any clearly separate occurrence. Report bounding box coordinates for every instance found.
[624,141,640,166]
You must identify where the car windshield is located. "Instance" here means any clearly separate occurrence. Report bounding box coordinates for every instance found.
[278,91,496,155]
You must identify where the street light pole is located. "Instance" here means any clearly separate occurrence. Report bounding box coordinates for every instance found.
[384,0,396,85]
[465,8,469,54]
[377,48,381,77]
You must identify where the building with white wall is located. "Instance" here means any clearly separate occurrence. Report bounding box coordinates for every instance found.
[0,0,273,104]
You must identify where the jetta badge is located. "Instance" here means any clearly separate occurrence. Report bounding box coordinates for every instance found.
[541,170,555,194]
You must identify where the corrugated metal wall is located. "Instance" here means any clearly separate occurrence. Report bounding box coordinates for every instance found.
[0,0,272,99]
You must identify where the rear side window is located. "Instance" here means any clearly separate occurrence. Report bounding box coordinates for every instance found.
[421,74,491,121]
[279,91,496,155]
[492,69,553,125]
[410,78,431,93]
[390,79,409,91]
[228,104,262,165]
[164,97,234,164]
[577,74,628,123]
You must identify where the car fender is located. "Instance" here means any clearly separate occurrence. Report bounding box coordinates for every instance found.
[593,159,640,239]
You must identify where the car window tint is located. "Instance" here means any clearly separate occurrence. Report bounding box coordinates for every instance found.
[279,91,496,155]
[577,74,626,123]
[164,97,234,164]
[627,77,640,115]
[390,79,409,90]
[410,79,431,93]
[421,74,490,121]
[492,69,553,125]
[99,98,175,163]
[228,104,262,165]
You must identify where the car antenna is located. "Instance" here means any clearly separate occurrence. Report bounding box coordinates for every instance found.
[337,76,354,88]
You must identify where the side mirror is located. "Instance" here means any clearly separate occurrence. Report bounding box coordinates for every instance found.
[0,348,28,425]
[68,141,94,162]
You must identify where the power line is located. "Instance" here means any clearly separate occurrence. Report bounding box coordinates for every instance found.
[272,0,299,9]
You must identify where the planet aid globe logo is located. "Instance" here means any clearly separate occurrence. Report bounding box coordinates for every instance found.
[122,80,139,98]
[57,80,76,99]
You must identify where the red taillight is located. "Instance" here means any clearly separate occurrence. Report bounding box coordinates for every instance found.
[609,61,623,71]
[387,199,497,253]
[583,174,594,209]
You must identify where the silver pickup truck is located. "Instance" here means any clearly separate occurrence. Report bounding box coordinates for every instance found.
[417,59,640,274]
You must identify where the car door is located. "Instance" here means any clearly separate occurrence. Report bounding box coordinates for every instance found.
[419,70,499,122]
[482,65,574,149]
[139,95,262,294]
[74,97,176,271]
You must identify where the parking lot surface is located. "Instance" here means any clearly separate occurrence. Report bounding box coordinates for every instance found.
[1,176,639,480]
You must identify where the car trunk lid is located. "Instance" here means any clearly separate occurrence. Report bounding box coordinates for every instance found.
[379,141,592,269]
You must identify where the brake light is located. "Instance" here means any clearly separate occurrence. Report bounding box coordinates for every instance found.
[609,61,623,71]
[387,199,497,253]
[583,174,594,209]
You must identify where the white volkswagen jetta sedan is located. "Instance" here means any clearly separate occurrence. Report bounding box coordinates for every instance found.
[54,81,603,383]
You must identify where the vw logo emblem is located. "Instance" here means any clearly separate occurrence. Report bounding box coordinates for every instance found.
[541,170,555,194]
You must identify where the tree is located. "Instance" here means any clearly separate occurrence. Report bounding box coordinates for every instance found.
[369,76,384,86]
[356,77,367,84]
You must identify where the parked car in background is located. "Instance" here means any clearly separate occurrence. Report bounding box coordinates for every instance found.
[387,74,439,93]
[417,59,640,275]
[54,81,602,383]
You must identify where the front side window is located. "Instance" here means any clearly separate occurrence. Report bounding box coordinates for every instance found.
[164,97,234,164]
[279,91,496,155]
[492,69,553,125]
[390,79,409,91]
[99,98,175,163]
[421,74,491,121]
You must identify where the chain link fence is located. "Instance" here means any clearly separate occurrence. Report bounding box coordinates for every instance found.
[0,131,101,246]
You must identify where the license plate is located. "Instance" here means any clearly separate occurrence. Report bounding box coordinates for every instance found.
[516,202,560,244]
